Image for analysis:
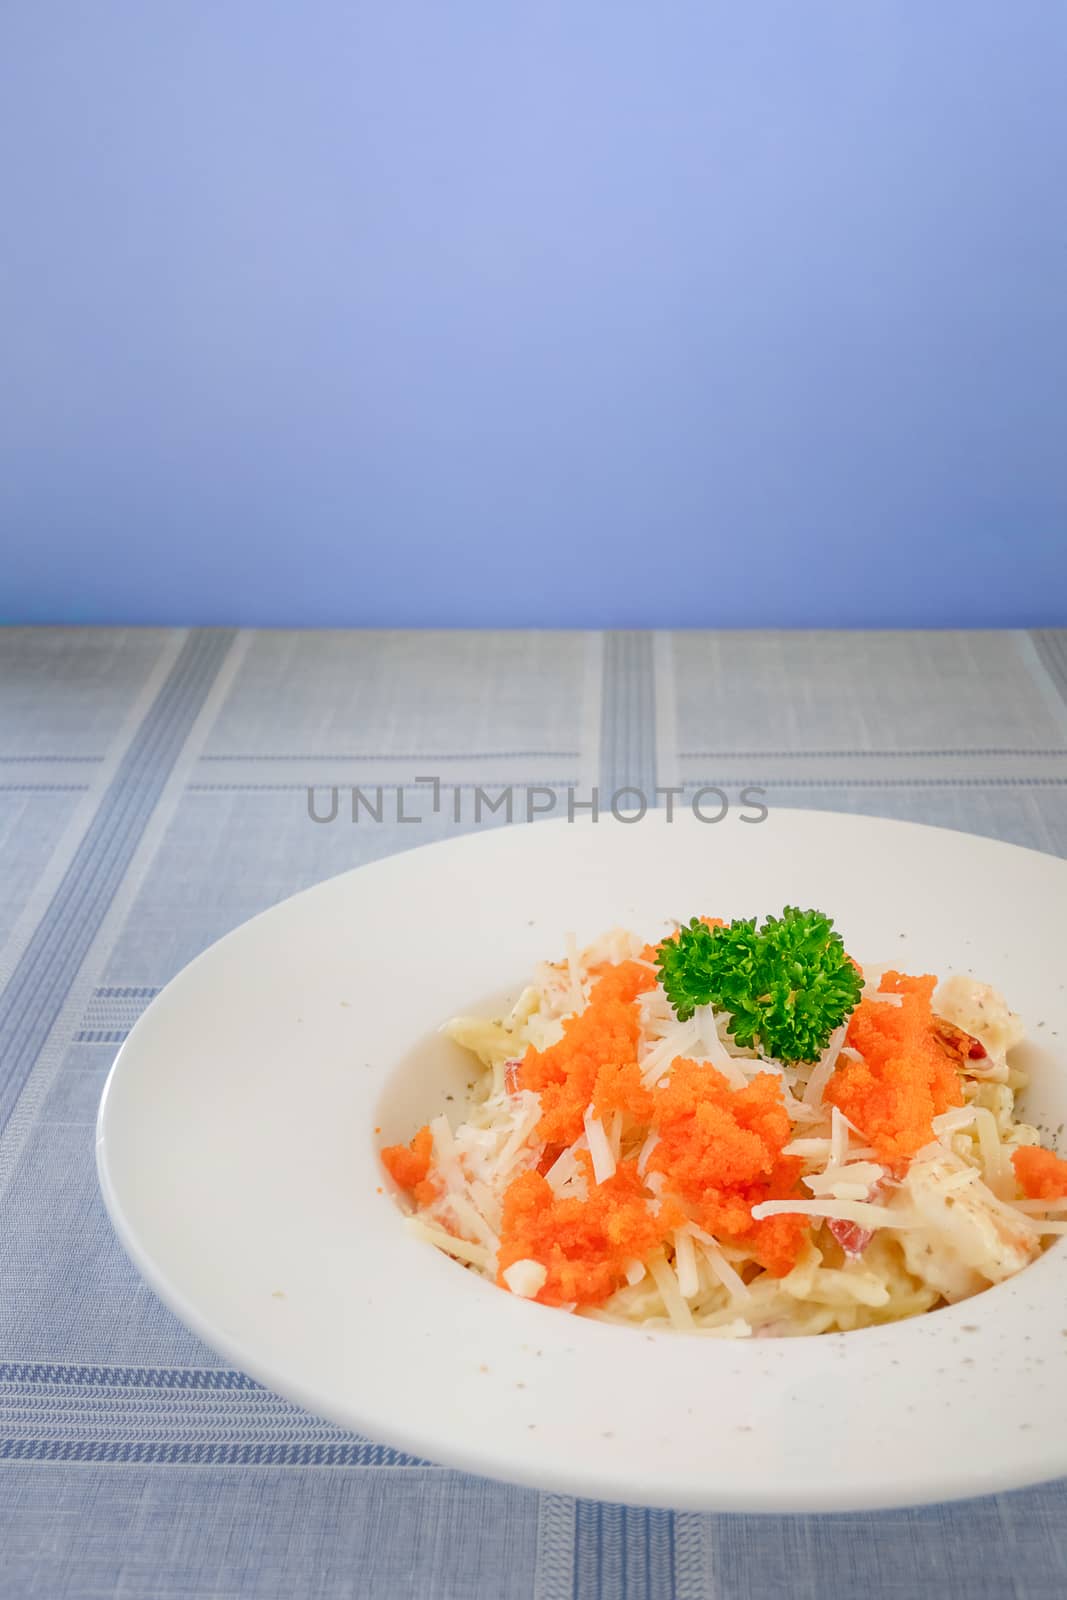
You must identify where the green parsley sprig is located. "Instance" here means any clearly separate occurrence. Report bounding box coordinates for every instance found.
[655,906,863,1064]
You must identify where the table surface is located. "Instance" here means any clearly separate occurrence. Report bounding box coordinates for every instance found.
[2,627,1067,1600]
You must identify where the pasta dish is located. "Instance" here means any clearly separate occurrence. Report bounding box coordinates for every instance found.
[381,909,1067,1336]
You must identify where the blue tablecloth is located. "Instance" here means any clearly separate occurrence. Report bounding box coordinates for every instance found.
[2,626,1067,1599]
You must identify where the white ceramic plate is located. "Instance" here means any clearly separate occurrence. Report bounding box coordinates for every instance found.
[97,810,1067,1512]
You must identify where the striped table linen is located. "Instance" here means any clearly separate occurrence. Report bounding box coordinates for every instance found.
[2,626,1067,1599]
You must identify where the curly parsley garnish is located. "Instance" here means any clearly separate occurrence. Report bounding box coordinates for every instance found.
[655,907,863,1064]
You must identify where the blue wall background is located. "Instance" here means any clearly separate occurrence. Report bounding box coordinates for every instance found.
[3,2,1066,628]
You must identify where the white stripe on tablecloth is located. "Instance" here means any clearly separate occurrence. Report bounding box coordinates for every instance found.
[0,631,251,1197]
[653,631,680,796]
[578,631,604,807]
[533,1493,577,1600]
[674,1511,716,1599]
[1016,631,1067,738]
[0,632,187,996]
[599,633,656,802]
[0,633,234,1138]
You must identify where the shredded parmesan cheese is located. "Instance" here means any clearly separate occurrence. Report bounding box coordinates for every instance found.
[804,1161,885,1199]
[608,1109,623,1162]
[636,1129,659,1177]
[803,1025,847,1106]
[494,1092,544,1177]
[544,1135,587,1194]
[686,1225,752,1301]
[405,1217,492,1268]
[932,1106,979,1138]
[640,1019,700,1086]
[446,1192,499,1254]
[583,1108,617,1185]
[429,1114,466,1194]
[694,1005,748,1088]
[973,1106,1012,1197]
[750,1199,912,1227]
[503,1258,548,1298]
[647,1249,694,1330]
[673,1228,700,1299]
[564,930,586,1015]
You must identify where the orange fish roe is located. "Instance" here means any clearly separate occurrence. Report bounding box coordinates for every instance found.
[592,1058,654,1126]
[825,971,963,1167]
[381,1124,433,1192]
[647,1060,809,1276]
[497,1154,684,1306]
[748,1195,812,1278]
[589,959,658,1006]
[517,960,655,1145]
[1012,1145,1067,1200]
